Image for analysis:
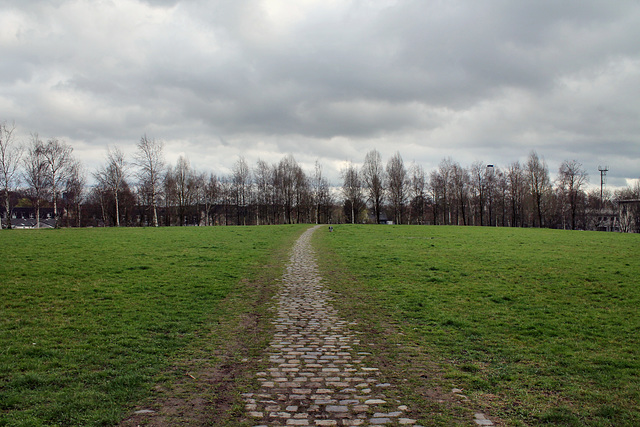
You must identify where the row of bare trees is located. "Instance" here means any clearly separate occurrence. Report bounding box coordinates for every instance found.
[2,120,638,229]
[88,139,335,227]
[0,124,334,228]
[343,149,637,230]
[1,122,83,228]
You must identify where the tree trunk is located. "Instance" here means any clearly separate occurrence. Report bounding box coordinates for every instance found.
[52,189,58,226]
[4,189,11,229]
[152,196,158,227]
[115,193,120,227]
[36,200,41,229]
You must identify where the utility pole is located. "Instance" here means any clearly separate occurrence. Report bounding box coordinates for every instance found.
[598,166,608,208]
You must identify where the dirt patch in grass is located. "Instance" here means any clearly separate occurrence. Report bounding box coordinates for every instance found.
[120,246,292,427]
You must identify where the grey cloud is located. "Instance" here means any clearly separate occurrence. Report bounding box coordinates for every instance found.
[1,0,639,186]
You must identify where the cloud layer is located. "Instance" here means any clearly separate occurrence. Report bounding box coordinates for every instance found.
[2,0,639,187]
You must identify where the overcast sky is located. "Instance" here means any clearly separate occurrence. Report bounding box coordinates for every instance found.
[2,0,639,189]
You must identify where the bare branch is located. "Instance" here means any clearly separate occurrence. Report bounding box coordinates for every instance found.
[0,121,23,229]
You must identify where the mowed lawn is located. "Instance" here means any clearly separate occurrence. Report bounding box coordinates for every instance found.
[314,225,639,426]
[0,225,306,426]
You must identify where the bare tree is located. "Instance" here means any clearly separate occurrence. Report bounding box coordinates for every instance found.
[318,176,334,224]
[190,171,206,225]
[408,162,427,224]
[312,160,332,224]
[428,170,443,225]
[41,138,74,226]
[171,156,194,226]
[134,135,165,227]
[136,178,154,225]
[94,147,128,227]
[361,149,386,224]
[278,155,299,224]
[557,160,589,230]
[470,161,488,226]
[506,161,526,227]
[450,161,470,225]
[0,121,22,229]
[494,167,508,226]
[269,163,284,224]
[203,173,220,226]
[232,156,252,225]
[254,159,273,225]
[89,182,109,226]
[64,160,86,227]
[294,165,310,224]
[118,180,138,226]
[430,158,454,225]
[526,150,551,227]
[163,168,177,226]
[219,174,237,226]
[341,161,364,224]
[23,134,50,229]
[312,160,323,224]
[386,152,408,224]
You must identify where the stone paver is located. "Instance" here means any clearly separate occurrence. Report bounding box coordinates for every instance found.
[244,225,492,426]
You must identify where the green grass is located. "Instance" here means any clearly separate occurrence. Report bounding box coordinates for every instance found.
[3,224,639,426]
[314,225,640,426]
[0,225,307,426]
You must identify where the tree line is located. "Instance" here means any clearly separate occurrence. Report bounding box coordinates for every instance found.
[1,121,638,230]
[343,149,640,231]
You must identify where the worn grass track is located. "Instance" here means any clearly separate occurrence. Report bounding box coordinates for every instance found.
[314,225,640,426]
[0,225,307,426]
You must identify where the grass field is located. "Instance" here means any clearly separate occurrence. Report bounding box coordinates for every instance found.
[0,225,307,426]
[314,225,640,426]
[2,225,638,426]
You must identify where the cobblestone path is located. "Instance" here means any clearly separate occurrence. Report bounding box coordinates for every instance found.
[243,225,421,426]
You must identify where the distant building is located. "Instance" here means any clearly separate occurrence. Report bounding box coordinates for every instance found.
[1,207,56,229]
[367,210,393,224]
[592,209,619,232]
